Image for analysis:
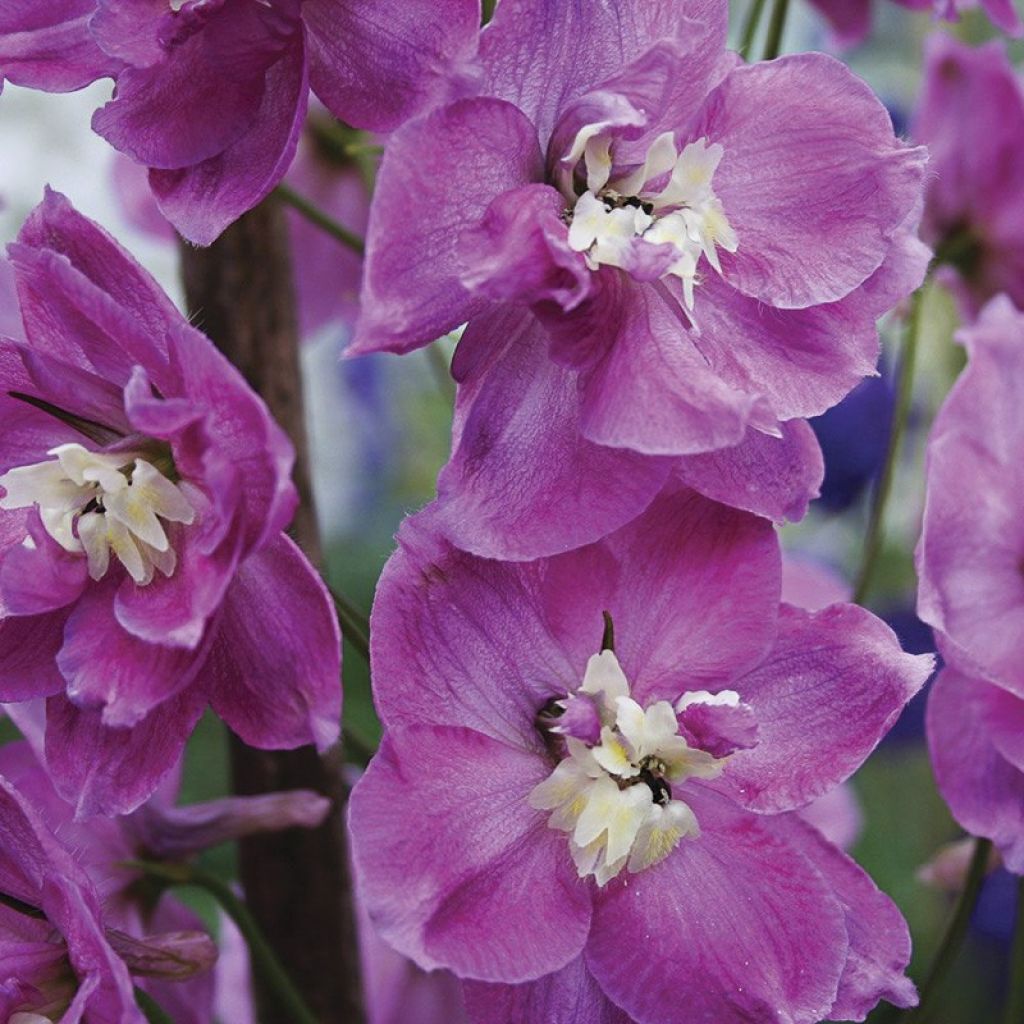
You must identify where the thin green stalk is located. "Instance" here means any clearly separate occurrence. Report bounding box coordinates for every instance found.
[900,838,993,1024]
[134,987,176,1024]
[761,0,790,60]
[426,342,456,403]
[331,587,370,661]
[127,861,320,1024]
[853,286,925,605]
[275,183,365,256]
[739,0,768,58]
[1004,877,1024,1024]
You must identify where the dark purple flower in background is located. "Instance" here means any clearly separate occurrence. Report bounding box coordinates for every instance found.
[351,486,931,1023]
[351,0,927,560]
[913,34,1024,318]
[918,297,1024,871]
[0,191,341,817]
[0,0,480,243]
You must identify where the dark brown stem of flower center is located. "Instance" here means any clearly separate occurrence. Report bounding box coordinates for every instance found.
[180,200,364,1024]
[601,610,615,652]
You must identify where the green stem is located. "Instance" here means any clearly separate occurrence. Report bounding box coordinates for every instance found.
[134,987,176,1024]
[330,587,370,661]
[853,285,925,605]
[761,0,790,60]
[482,0,498,24]
[739,0,768,58]
[1004,877,1024,1024]
[426,342,456,403]
[274,183,365,256]
[899,838,993,1024]
[126,862,320,1024]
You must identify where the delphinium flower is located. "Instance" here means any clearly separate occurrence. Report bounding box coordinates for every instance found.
[0,0,480,243]
[0,190,341,818]
[810,0,1022,50]
[912,33,1024,318]
[0,713,329,1024]
[351,0,928,560]
[350,485,932,1023]
[918,296,1024,870]
[0,759,218,1024]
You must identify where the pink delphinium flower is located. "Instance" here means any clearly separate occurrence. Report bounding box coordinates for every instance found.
[351,0,928,560]
[350,486,932,1023]
[0,0,479,243]
[913,34,1024,318]
[809,0,1022,50]
[0,758,219,1024]
[0,716,328,1024]
[918,296,1024,870]
[0,190,341,818]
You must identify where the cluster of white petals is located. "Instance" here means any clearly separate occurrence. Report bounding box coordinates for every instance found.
[530,650,728,885]
[0,442,195,586]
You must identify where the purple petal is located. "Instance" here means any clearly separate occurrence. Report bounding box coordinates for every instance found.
[149,37,308,245]
[692,273,881,421]
[45,687,206,818]
[463,957,632,1024]
[674,419,824,524]
[349,726,591,982]
[57,577,211,728]
[778,815,916,1020]
[0,509,88,616]
[0,608,70,702]
[695,54,927,308]
[570,277,763,456]
[927,667,1024,873]
[479,0,727,149]
[433,308,672,560]
[206,534,341,753]
[304,0,480,132]
[724,604,933,813]
[586,792,848,1024]
[350,97,544,356]
[368,513,584,750]
[917,297,1024,694]
[0,1,120,92]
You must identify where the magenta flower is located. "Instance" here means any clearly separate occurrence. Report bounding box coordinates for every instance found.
[917,296,1024,870]
[913,34,1024,318]
[0,719,329,1023]
[0,190,340,818]
[351,0,928,559]
[0,0,479,244]
[0,759,219,1024]
[809,0,1022,50]
[350,486,931,1023]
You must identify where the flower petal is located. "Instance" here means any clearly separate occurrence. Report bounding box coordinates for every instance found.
[350,726,591,982]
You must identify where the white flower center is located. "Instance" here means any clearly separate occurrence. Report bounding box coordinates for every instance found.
[530,650,729,886]
[0,443,195,586]
[564,128,738,310]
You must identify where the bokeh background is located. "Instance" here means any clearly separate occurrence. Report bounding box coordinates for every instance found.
[2,3,1022,1020]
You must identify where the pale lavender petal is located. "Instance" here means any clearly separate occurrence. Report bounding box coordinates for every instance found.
[432,308,671,561]
[350,98,544,356]
[349,726,591,982]
[206,534,341,753]
[695,54,927,308]
[927,667,1024,873]
[724,604,933,813]
[45,688,206,818]
[463,958,632,1024]
[586,792,848,1024]
[674,419,824,524]
[303,0,480,132]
